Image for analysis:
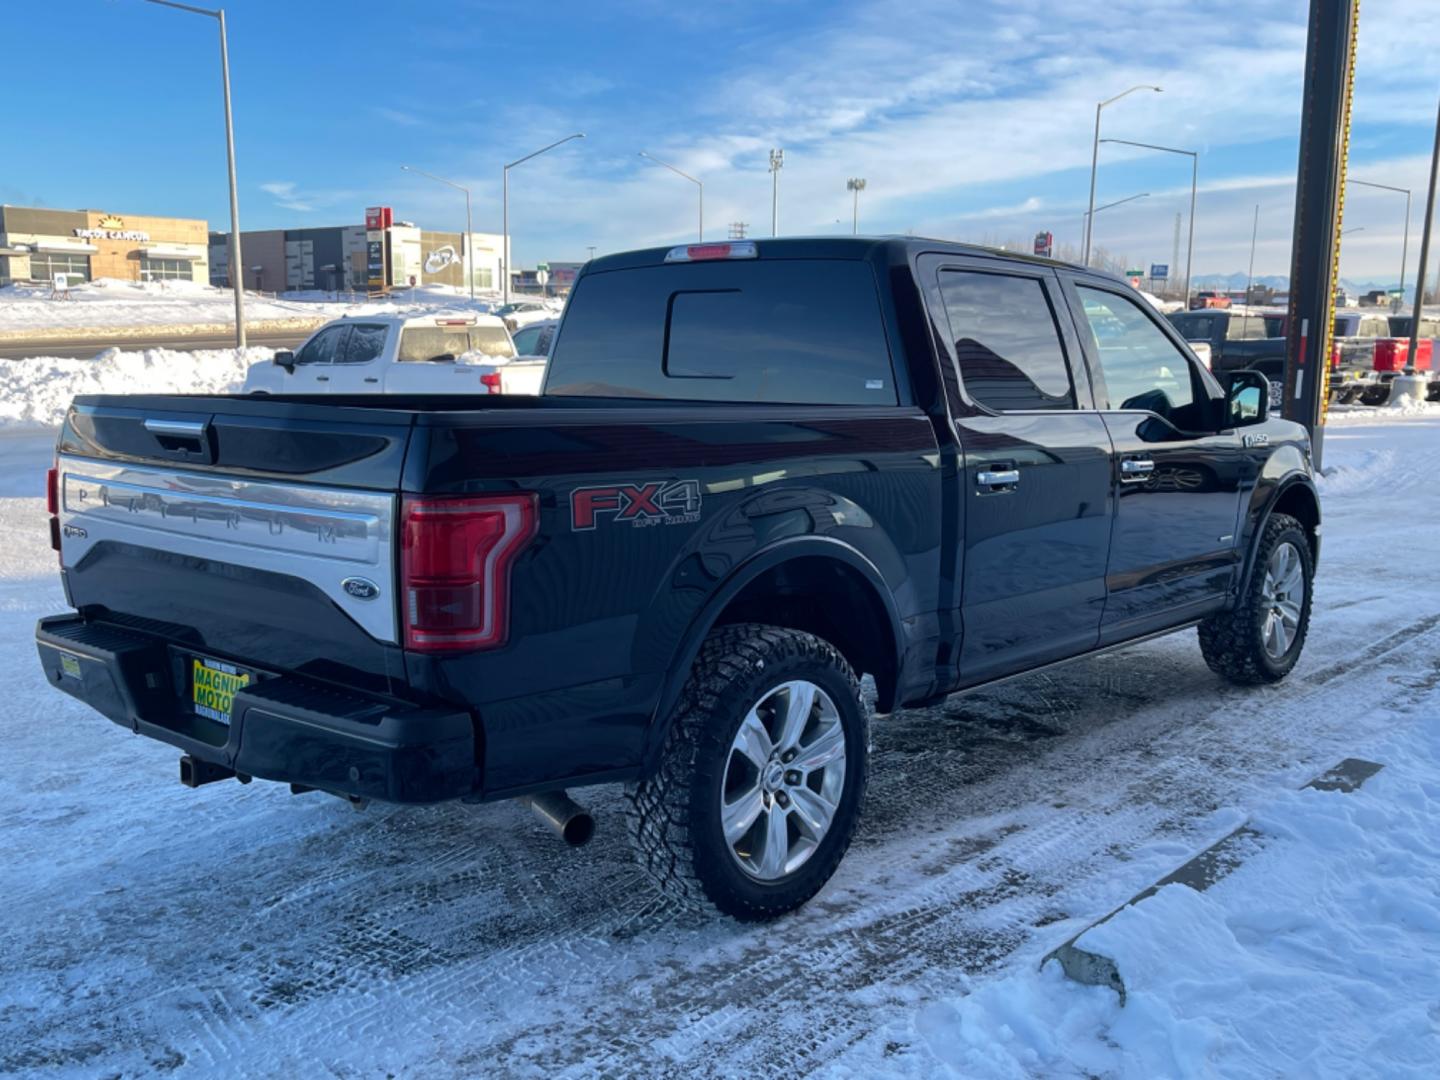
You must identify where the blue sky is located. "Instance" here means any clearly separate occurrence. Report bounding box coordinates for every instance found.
[2,0,1437,283]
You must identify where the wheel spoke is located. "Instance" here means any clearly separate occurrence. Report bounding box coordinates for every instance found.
[1277,599,1301,624]
[1280,562,1304,595]
[789,786,836,840]
[734,709,773,770]
[775,682,815,752]
[793,722,846,773]
[722,786,764,844]
[757,805,790,878]
[1273,616,1290,655]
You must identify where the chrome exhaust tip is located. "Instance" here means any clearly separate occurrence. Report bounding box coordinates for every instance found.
[519,790,595,847]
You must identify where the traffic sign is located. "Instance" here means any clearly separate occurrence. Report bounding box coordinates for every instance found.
[535,269,550,286]
[1126,268,1143,277]
[1150,264,1169,279]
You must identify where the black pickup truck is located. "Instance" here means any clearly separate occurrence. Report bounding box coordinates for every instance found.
[1165,308,1288,383]
[37,238,1320,919]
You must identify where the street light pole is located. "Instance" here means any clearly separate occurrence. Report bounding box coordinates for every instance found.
[144,0,246,346]
[502,133,585,305]
[847,178,866,234]
[770,149,784,236]
[1349,178,1412,309]
[401,165,473,302]
[1084,84,1162,267]
[639,152,703,242]
[1100,137,1197,302]
[1405,93,1440,383]
[1081,192,1151,264]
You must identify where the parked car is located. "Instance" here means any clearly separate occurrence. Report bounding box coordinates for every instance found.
[509,318,558,358]
[243,314,516,395]
[1189,290,1232,310]
[1379,315,1440,402]
[495,300,560,332]
[1330,312,1395,404]
[38,237,1320,920]
[1166,308,1287,405]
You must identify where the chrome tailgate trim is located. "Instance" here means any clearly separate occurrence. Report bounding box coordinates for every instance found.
[57,456,398,644]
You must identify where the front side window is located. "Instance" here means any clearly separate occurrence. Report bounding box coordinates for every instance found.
[339,324,388,364]
[295,326,347,366]
[1076,286,1196,417]
[937,270,1074,411]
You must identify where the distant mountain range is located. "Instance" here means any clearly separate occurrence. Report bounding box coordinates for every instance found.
[1190,272,1403,294]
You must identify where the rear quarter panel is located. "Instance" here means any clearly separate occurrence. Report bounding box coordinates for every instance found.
[403,406,942,794]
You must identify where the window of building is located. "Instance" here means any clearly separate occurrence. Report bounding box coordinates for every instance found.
[140,257,191,282]
[937,270,1074,411]
[29,252,91,284]
[1076,286,1198,419]
[546,259,896,404]
[471,267,494,290]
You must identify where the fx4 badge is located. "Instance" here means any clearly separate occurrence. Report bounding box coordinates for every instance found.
[1243,433,1269,448]
[572,480,702,530]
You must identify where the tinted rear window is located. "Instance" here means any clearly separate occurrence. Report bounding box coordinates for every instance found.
[398,326,514,361]
[544,259,896,403]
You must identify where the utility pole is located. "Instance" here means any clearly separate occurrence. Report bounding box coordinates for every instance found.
[1083,84,1163,265]
[144,1,246,346]
[847,178,867,234]
[769,149,784,236]
[1399,93,1440,401]
[1242,204,1260,337]
[1172,213,1182,301]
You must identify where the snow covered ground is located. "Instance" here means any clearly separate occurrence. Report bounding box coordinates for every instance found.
[0,408,1437,1077]
[0,279,532,338]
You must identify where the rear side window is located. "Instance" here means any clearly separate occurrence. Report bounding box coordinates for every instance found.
[545,259,896,404]
[1169,313,1214,340]
[937,270,1074,411]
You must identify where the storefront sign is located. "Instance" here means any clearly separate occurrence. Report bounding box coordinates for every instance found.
[75,227,150,242]
[424,245,457,274]
[366,239,385,287]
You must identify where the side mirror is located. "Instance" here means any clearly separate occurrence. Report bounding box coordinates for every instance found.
[273,350,296,373]
[1224,370,1269,428]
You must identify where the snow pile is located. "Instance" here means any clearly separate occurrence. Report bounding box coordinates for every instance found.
[916,716,1440,1078]
[0,347,271,429]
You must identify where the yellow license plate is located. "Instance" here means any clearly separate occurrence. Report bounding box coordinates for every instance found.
[192,657,252,725]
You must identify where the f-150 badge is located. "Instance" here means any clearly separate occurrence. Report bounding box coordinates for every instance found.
[572,480,702,530]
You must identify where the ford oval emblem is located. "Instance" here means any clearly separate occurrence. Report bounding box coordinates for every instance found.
[342,576,380,601]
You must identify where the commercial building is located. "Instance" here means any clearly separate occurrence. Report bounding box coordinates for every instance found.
[0,205,209,286]
[211,207,505,295]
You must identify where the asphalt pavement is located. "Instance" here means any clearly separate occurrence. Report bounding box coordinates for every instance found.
[0,327,312,361]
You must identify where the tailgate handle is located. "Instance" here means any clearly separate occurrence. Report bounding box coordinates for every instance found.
[143,417,211,459]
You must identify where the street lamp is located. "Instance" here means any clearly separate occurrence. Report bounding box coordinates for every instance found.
[847,178,867,234]
[1083,84,1162,267]
[639,151,703,243]
[503,133,585,304]
[1349,178,1412,307]
[401,165,473,302]
[770,149,785,236]
[1100,137,1197,303]
[143,0,246,346]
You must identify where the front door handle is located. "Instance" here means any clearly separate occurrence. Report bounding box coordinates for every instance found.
[316,375,330,382]
[1120,458,1155,483]
[977,468,1020,492]
[363,377,379,383]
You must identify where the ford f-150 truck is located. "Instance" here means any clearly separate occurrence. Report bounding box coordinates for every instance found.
[36,238,1320,920]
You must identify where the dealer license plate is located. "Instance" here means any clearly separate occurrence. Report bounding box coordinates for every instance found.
[191,656,255,725]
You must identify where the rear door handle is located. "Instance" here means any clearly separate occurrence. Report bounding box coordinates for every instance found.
[316,376,330,382]
[1120,458,1155,483]
[363,377,379,383]
[977,468,1020,492]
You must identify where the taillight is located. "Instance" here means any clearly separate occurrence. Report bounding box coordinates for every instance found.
[480,372,502,394]
[400,494,538,652]
[663,241,758,262]
[46,465,60,553]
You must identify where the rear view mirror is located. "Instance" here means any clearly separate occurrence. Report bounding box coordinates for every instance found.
[273,350,296,373]
[1225,370,1269,427]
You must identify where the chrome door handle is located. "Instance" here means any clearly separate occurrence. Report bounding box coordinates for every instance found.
[1120,458,1155,483]
[143,418,207,438]
[977,468,1020,491]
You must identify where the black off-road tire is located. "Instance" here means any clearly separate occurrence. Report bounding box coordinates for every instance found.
[624,623,869,920]
[1198,513,1314,685]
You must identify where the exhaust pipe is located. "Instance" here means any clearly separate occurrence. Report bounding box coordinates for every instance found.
[519,790,595,847]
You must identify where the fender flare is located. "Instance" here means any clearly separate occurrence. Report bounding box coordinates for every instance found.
[639,535,906,774]
[1237,473,1320,598]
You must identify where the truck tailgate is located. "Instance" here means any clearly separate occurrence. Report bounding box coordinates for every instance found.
[55,395,416,692]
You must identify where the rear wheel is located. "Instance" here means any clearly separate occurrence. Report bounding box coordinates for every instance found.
[625,623,869,920]
[1360,383,1391,407]
[1198,513,1313,684]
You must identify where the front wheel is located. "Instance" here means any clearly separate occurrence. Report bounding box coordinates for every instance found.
[625,623,869,920]
[1198,513,1314,684]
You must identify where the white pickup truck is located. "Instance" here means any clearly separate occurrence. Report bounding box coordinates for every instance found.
[244,314,534,395]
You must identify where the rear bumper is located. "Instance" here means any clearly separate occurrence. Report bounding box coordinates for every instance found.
[35,614,477,804]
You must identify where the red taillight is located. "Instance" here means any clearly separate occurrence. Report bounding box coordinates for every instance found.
[47,464,60,553]
[480,372,502,394]
[664,240,758,263]
[400,494,538,652]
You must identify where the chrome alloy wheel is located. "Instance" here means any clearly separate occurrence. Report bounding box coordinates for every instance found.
[1261,540,1305,659]
[721,680,848,881]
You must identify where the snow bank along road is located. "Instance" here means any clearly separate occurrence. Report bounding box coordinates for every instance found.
[1,411,1437,1077]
